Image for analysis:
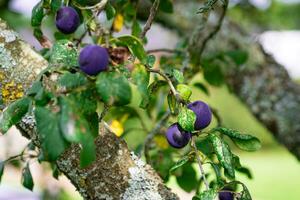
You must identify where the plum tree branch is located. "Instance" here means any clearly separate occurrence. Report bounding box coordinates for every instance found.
[0,18,179,200]
[191,136,209,191]
[140,0,160,39]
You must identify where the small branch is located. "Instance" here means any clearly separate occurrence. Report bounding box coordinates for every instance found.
[99,104,110,123]
[143,111,171,163]
[140,0,160,39]
[191,136,209,191]
[75,2,108,46]
[146,67,183,103]
[73,0,108,10]
[147,48,183,54]
[189,0,229,59]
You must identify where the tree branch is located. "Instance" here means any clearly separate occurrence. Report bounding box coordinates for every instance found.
[0,18,179,200]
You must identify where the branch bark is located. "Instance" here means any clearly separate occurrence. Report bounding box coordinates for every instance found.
[0,18,178,200]
[156,1,300,160]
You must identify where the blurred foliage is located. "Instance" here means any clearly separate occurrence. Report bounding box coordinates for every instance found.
[229,1,300,30]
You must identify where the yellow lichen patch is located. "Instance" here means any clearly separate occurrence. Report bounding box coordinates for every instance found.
[1,81,24,104]
[0,71,5,81]
[154,135,169,150]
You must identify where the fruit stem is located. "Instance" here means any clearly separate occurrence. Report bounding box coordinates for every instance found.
[191,136,210,191]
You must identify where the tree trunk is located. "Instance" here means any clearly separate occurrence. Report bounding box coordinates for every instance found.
[0,18,178,200]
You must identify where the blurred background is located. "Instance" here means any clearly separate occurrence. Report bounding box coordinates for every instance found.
[0,0,300,199]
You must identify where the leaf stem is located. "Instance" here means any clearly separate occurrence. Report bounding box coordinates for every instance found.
[191,136,210,191]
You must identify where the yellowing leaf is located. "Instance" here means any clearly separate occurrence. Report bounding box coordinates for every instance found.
[113,14,124,32]
[110,120,124,137]
[154,135,169,149]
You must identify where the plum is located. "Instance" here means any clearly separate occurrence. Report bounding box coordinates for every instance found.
[166,123,191,148]
[79,45,109,75]
[219,191,234,200]
[187,101,212,130]
[56,6,80,34]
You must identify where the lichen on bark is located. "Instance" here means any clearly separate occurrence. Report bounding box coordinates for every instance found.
[0,17,179,200]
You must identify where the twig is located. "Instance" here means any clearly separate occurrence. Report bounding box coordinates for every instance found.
[143,111,171,162]
[140,0,160,39]
[99,104,110,123]
[75,1,108,46]
[147,48,183,54]
[146,67,183,103]
[189,0,229,59]
[73,0,108,10]
[191,136,209,191]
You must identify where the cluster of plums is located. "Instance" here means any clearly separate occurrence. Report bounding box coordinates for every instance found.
[166,101,212,148]
[55,6,109,75]
[55,6,211,145]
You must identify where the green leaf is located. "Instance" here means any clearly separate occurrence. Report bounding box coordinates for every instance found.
[113,35,147,63]
[0,97,31,134]
[33,27,43,41]
[146,55,156,68]
[169,154,193,173]
[202,62,224,86]
[195,137,214,156]
[225,50,248,65]
[31,1,44,27]
[176,165,198,192]
[22,164,34,191]
[213,127,261,151]
[167,93,178,115]
[132,20,142,37]
[193,82,210,96]
[49,40,78,67]
[59,97,94,142]
[27,81,43,96]
[232,154,253,179]
[226,181,252,200]
[208,162,222,182]
[140,80,167,108]
[79,134,96,168]
[172,69,184,83]
[34,107,67,161]
[58,72,88,90]
[68,89,97,115]
[193,189,217,200]
[49,0,61,12]
[210,133,235,179]
[176,84,192,101]
[159,0,173,13]
[105,2,116,20]
[96,71,132,106]
[81,10,97,31]
[178,107,196,132]
[0,162,4,183]
[131,64,150,107]
[240,183,252,200]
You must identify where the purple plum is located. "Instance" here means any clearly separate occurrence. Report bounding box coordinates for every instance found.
[166,123,191,148]
[56,6,80,34]
[219,191,234,200]
[79,45,109,76]
[187,101,212,130]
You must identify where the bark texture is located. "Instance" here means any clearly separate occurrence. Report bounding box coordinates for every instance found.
[158,1,300,160]
[0,18,178,200]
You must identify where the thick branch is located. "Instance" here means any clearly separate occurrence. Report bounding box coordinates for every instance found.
[155,1,300,159]
[0,18,178,200]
